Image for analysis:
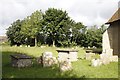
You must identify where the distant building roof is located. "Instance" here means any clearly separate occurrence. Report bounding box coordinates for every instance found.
[106,8,120,24]
[0,36,8,42]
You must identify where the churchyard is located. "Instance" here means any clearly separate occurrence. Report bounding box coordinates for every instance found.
[2,45,118,78]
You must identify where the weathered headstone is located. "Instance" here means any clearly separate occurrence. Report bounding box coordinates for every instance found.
[20,45,22,47]
[85,53,95,60]
[59,59,72,72]
[28,45,30,47]
[91,59,102,67]
[42,52,58,67]
[100,53,110,65]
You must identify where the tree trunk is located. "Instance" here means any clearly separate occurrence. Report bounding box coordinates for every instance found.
[26,37,28,47]
[35,37,37,47]
[53,40,55,47]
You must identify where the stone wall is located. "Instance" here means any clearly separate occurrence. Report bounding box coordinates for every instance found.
[102,20,119,60]
[118,20,120,57]
[102,26,113,53]
[112,21,119,55]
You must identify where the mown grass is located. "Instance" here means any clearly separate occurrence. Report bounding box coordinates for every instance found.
[1,45,118,78]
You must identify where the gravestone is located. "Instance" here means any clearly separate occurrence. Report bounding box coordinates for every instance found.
[59,59,72,72]
[56,49,78,62]
[28,45,30,47]
[85,53,95,60]
[20,45,22,47]
[91,59,102,67]
[42,52,58,67]
[10,54,33,68]
[85,50,95,60]
[102,49,118,62]
[100,53,110,65]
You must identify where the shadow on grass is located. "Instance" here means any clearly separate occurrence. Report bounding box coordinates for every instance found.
[2,51,86,78]
[56,70,86,78]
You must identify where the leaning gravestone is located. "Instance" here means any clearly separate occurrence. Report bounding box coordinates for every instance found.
[42,52,58,67]
[59,59,72,72]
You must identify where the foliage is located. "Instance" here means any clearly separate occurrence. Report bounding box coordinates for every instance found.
[21,10,43,46]
[21,10,43,38]
[6,10,43,46]
[42,8,73,46]
[82,25,105,48]
[72,22,87,47]
[6,20,26,46]
[6,8,107,48]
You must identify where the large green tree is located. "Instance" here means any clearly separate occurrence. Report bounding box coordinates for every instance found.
[6,19,25,46]
[21,10,43,46]
[42,8,72,47]
[71,22,86,43]
[84,25,103,48]
[6,8,105,48]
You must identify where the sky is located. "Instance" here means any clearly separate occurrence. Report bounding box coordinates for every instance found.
[0,0,119,36]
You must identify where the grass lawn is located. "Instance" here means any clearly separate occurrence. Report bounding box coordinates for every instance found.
[1,45,118,78]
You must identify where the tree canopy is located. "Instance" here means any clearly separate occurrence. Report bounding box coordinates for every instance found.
[20,10,43,46]
[6,20,26,46]
[42,8,73,46]
[6,8,106,48]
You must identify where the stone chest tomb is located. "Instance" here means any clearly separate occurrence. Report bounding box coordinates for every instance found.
[10,54,33,68]
[56,49,78,62]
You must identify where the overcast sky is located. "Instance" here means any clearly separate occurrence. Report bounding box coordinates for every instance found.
[0,0,119,36]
